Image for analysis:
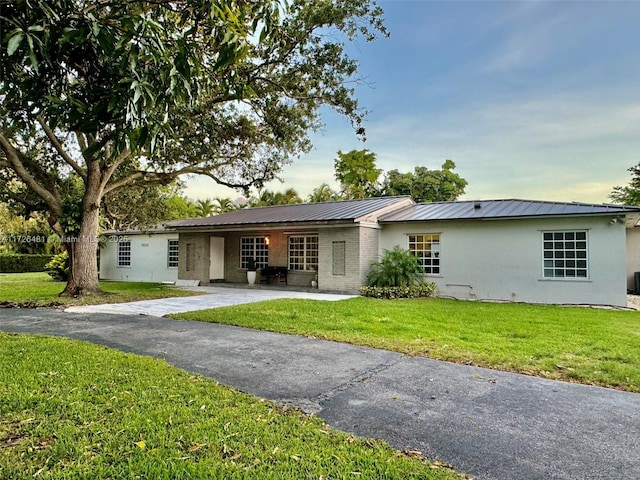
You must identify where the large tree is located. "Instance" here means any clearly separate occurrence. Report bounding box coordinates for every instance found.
[0,0,387,295]
[334,149,381,199]
[610,163,640,206]
[381,160,468,202]
[102,183,196,230]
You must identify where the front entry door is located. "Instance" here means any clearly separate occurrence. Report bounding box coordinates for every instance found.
[209,237,225,280]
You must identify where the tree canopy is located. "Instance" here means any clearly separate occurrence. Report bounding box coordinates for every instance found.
[0,0,388,295]
[102,183,196,231]
[381,160,467,202]
[334,149,381,199]
[0,203,54,254]
[610,163,640,206]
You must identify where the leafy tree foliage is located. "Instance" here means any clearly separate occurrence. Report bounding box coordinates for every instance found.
[381,160,468,202]
[334,149,382,199]
[166,195,198,220]
[0,203,54,254]
[610,163,640,206]
[102,183,196,230]
[0,0,387,295]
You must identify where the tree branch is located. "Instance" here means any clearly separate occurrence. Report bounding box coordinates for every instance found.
[37,116,87,179]
[76,131,88,155]
[103,170,179,195]
[100,149,131,191]
[102,161,250,196]
[0,131,63,216]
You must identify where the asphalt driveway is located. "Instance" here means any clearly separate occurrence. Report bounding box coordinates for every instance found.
[1,308,638,480]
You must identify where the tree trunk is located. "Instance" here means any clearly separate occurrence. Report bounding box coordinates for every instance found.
[61,172,104,297]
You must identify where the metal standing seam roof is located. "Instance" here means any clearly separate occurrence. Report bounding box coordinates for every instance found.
[378,199,640,223]
[167,196,413,228]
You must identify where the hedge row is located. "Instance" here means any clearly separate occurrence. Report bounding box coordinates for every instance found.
[360,283,438,299]
[0,254,55,273]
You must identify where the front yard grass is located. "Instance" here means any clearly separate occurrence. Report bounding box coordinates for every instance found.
[0,333,463,480]
[0,272,200,307]
[172,297,640,392]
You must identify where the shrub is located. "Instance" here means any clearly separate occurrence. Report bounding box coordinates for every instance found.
[0,254,54,273]
[45,251,70,281]
[367,246,425,287]
[360,283,438,299]
[247,257,257,271]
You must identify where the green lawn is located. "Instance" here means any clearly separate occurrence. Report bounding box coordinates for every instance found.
[172,297,640,392]
[0,334,463,480]
[0,272,199,306]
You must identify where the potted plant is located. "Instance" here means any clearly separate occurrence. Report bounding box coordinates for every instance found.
[246,258,257,284]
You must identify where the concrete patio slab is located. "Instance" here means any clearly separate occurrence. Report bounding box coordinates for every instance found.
[64,286,357,316]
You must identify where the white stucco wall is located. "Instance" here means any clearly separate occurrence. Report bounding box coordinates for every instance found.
[379,216,628,306]
[626,227,640,292]
[100,232,179,283]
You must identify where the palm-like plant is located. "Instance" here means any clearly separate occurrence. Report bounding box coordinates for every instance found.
[194,199,215,217]
[250,188,302,206]
[212,197,237,214]
[308,183,341,203]
[367,247,425,287]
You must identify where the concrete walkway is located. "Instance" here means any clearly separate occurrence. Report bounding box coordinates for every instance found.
[1,308,638,480]
[65,286,357,316]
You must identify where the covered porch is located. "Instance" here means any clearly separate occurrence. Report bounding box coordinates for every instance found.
[175,225,375,294]
[166,196,413,294]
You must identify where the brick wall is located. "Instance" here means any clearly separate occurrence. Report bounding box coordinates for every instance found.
[358,225,380,286]
[178,233,210,284]
[318,226,367,293]
[178,225,379,291]
[224,231,291,283]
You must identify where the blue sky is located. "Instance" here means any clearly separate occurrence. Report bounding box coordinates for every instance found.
[185,0,640,204]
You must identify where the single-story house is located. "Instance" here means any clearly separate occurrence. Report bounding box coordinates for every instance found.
[100,196,640,307]
[99,226,179,283]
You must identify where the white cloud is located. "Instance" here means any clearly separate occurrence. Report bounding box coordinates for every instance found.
[183,93,640,204]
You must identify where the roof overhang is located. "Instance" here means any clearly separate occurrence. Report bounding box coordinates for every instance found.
[379,212,640,226]
[169,219,360,233]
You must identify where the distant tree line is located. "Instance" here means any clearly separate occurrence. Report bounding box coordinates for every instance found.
[1,147,467,254]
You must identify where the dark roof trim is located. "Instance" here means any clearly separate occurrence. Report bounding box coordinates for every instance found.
[170,219,362,232]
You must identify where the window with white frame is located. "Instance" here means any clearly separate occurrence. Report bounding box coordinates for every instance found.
[167,239,179,268]
[289,235,318,271]
[240,237,269,268]
[118,241,131,267]
[543,231,588,279]
[408,234,440,274]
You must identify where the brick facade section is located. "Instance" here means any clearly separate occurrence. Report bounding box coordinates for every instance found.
[316,225,378,293]
[179,230,317,287]
[178,233,210,284]
[358,225,380,287]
